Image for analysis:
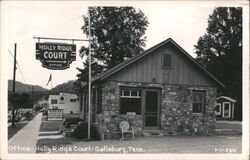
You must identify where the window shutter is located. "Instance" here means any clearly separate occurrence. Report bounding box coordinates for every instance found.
[163,54,172,68]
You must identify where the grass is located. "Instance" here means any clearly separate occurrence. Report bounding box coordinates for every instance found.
[8,121,29,140]
[215,123,242,130]
[35,116,242,154]
[39,116,63,132]
[35,135,242,154]
[8,112,39,140]
[36,138,73,153]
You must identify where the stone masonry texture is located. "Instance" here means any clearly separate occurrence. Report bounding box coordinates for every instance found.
[95,81,217,139]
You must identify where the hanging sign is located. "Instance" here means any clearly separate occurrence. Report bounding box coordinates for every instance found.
[36,43,76,70]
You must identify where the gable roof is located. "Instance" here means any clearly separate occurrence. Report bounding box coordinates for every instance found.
[217,96,237,103]
[94,38,225,88]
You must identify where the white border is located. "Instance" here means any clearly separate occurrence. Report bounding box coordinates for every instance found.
[1,1,249,160]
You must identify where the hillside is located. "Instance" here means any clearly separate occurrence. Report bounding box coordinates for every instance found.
[50,80,80,93]
[8,80,48,93]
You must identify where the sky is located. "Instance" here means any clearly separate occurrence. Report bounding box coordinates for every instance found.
[1,1,244,90]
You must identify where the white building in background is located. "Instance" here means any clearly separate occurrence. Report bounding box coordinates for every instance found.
[37,98,48,105]
[48,92,80,114]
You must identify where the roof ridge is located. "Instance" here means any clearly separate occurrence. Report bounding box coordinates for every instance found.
[93,37,224,88]
[95,38,172,81]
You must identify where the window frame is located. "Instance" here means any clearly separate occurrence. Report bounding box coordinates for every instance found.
[223,102,231,118]
[162,53,172,69]
[51,99,58,104]
[120,90,141,98]
[215,103,221,115]
[192,90,206,115]
[70,99,77,102]
[119,88,142,115]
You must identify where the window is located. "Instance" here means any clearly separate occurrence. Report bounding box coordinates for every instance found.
[60,96,65,101]
[223,102,231,118]
[120,89,141,114]
[120,90,141,98]
[215,103,221,115]
[192,91,205,114]
[162,53,172,68]
[70,99,77,102]
[51,99,58,104]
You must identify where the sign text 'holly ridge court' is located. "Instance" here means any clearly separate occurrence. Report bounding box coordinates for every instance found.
[36,43,76,70]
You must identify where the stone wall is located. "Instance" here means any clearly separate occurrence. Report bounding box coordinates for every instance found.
[161,85,217,135]
[95,81,143,139]
[96,114,143,139]
[95,81,217,139]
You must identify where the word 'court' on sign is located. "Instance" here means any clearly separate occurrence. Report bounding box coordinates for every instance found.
[36,43,76,70]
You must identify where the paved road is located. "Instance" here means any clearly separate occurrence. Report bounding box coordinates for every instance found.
[8,113,42,153]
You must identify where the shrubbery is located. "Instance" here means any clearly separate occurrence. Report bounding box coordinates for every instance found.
[63,117,84,128]
[73,122,100,140]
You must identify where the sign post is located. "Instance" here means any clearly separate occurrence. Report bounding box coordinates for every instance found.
[36,43,76,70]
[88,7,92,140]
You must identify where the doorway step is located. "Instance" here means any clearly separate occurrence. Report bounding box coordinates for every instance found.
[141,130,164,137]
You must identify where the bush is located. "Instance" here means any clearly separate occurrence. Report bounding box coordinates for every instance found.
[24,111,33,120]
[73,122,100,140]
[63,117,84,128]
[43,110,48,116]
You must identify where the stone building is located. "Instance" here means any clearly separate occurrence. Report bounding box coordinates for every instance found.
[81,38,224,139]
[216,96,237,120]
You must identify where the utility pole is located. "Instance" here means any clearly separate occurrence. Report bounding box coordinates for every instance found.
[11,43,17,127]
[13,44,17,93]
[88,7,92,140]
[31,86,34,111]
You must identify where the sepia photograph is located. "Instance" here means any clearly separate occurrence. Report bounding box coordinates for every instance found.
[0,0,249,160]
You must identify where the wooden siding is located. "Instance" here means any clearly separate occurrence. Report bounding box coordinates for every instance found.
[107,43,215,86]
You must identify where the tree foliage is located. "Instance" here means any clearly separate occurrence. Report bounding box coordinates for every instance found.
[194,7,242,100]
[8,93,34,126]
[77,7,148,81]
[9,93,34,109]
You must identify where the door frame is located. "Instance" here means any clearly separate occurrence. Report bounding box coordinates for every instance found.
[142,89,161,130]
[215,103,221,116]
[223,102,231,118]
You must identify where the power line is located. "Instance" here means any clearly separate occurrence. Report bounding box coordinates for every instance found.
[8,49,28,86]
[8,49,14,58]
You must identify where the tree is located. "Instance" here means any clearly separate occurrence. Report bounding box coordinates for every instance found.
[8,93,34,126]
[77,7,149,81]
[194,7,242,101]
